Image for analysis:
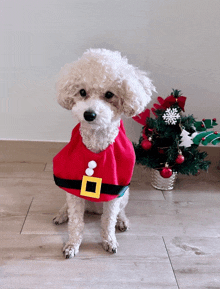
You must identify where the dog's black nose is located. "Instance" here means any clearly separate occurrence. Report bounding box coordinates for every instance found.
[84,110,97,122]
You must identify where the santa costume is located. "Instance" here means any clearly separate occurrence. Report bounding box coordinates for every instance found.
[53,120,135,202]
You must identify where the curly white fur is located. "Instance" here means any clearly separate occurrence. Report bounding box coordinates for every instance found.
[53,48,155,258]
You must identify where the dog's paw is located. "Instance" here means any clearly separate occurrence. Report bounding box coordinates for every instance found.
[102,240,118,254]
[116,217,129,232]
[63,243,79,259]
[53,213,68,225]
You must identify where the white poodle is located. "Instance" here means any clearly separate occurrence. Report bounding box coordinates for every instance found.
[53,48,155,258]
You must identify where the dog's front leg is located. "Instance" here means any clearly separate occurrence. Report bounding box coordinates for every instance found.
[63,193,85,258]
[101,198,121,253]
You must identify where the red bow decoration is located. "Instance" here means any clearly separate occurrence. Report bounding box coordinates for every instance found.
[132,108,150,125]
[162,95,186,111]
[151,95,186,115]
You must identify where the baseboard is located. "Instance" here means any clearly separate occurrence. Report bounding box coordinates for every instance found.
[0,139,219,164]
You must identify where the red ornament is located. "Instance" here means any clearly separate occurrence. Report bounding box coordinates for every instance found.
[214,131,218,135]
[158,149,165,154]
[141,139,152,150]
[160,167,173,178]
[194,170,200,176]
[202,137,205,141]
[143,127,153,139]
[213,118,217,122]
[175,154,185,164]
[202,118,206,122]
[201,124,205,128]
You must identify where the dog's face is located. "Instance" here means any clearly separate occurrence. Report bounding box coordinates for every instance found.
[65,59,127,128]
[70,87,123,129]
[56,49,156,128]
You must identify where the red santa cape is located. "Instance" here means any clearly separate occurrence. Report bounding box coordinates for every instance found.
[53,120,135,202]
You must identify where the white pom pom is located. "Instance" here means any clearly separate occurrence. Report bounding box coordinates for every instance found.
[88,161,97,169]
[85,168,94,176]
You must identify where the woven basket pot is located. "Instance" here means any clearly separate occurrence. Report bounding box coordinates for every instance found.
[151,169,177,190]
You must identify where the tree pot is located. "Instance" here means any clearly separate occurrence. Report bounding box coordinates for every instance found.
[151,169,177,190]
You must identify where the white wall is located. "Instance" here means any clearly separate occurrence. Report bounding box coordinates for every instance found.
[0,0,220,142]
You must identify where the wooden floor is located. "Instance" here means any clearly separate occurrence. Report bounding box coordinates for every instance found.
[0,141,220,289]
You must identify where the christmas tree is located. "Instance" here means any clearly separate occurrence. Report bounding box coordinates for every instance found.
[133,89,218,178]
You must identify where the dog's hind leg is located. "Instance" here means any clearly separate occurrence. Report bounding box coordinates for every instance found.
[116,188,130,232]
[53,202,68,225]
[116,208,129,232]
[63,193,85,258]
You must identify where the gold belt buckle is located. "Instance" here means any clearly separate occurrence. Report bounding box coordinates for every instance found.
[80,175,102,199]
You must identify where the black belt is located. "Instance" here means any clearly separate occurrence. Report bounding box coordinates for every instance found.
[53,175,129,196]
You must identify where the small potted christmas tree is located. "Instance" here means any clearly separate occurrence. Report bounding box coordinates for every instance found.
[133,89,219,190]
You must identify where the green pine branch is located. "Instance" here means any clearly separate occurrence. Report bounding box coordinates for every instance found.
[171,89,182,98]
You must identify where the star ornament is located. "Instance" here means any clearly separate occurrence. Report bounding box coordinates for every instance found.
[162,108,180,125]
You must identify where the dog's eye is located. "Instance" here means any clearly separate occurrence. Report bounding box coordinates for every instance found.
[105,91,114,99]
[79,89,87,97]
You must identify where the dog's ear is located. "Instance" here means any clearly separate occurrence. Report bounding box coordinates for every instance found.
[56,63,79,110]
[122,69,156,117]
